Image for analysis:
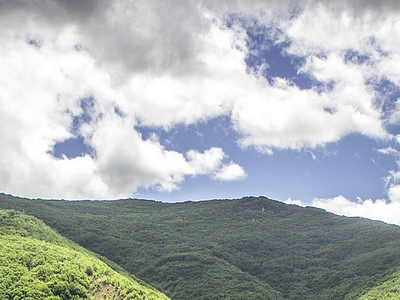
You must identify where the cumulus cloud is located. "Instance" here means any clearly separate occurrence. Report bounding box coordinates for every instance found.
[224,0,394,152]
[0,11,245,199]
[1,0,400,199]
[187,147,227,175]
[187,147,246,181]
[231,73,386,151]
[212,161,247,181]
[285,195,400,226]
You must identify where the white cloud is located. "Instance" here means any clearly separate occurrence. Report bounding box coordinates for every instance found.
[187,147,226,175]
[187,147,247,181]
[0,11,246,199]
[91,116,246,195]
[231,71,386,150]
[1,0,400,200]
[119,24,246,128]
[285,195,400,226]
[212,161,247,181]
[223,2,392,152]
[388,184,400,203]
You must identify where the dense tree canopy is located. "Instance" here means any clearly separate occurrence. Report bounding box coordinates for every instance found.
[0,209,170,300]
[2,194,400,299]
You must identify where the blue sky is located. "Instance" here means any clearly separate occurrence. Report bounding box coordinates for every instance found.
[2,0,400,224]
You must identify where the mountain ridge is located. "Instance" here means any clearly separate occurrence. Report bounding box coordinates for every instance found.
[1,193,400,299]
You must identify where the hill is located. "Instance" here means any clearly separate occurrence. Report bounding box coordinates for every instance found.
[357,269,400,299]
[0,208,170,300]
[2,193,400,299]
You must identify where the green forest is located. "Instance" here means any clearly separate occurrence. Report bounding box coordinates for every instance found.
[0,209,169,300]
[2,193,400,299]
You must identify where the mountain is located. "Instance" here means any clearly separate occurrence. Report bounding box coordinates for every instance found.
[1,193,400,299]
[0,208,170,300]
[357,269,400,299]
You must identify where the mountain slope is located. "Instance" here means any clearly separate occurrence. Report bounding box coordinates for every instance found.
[1,193,400,299]
[0,209,170,300]
[357,269,400,299]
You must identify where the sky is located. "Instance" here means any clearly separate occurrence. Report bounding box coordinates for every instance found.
[2,0,400,225]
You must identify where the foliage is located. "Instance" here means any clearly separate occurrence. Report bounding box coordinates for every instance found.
[0,209,170,300]
[141,250,281,300]
[357,269,400,299]
[2,193,400,299]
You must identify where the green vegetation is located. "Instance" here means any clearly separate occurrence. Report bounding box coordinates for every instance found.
[2,193,400,299]
[358,270,400,299]
[0,209,170,300]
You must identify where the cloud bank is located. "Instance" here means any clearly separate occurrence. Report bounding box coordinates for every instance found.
[1,0,400,200]
[285,195,400,226]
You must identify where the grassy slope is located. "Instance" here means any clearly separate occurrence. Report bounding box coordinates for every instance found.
[357,269,400,299]
[0,209,170,300]
[1,193,400,299]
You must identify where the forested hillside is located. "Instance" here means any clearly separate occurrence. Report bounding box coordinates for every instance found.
[0,208,170,300]
[2,193,400,299]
